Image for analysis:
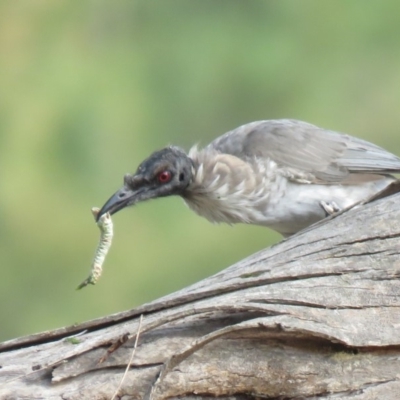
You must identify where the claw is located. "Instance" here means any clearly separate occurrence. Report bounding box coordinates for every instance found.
[320,200,341,216]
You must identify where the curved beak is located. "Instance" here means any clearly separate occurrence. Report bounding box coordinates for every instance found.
[96,186,138,222]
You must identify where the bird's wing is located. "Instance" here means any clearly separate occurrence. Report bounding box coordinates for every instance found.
[207,119,400,183]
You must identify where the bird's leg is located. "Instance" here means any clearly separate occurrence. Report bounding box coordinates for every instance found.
[320,200,341,216]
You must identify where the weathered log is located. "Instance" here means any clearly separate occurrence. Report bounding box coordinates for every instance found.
[1,185,400,399]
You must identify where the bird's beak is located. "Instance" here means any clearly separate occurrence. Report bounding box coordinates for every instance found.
[95,165,156,223]
[96,186,138,221]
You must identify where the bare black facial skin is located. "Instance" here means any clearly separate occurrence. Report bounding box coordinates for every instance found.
[97,146,193,220]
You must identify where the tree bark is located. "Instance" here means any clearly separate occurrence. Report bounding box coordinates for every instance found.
[1,185,400,399]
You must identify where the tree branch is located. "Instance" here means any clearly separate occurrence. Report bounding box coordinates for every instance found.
[1,187,400,399]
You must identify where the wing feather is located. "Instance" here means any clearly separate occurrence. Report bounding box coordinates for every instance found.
[208,119,400,183]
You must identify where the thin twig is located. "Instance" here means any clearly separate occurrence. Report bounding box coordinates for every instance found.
[110,314,144,400]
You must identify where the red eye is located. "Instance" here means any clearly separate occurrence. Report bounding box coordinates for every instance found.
[157,170,172,183]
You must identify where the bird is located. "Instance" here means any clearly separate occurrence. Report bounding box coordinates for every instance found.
[96,119,400,237]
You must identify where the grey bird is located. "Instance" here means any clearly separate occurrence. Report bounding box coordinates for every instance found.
[97,119,400,237]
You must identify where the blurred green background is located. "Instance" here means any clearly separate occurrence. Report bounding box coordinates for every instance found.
[1,0,400,342]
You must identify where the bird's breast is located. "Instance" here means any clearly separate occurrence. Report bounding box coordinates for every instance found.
[183,148,395,236]
[182,151,282,225]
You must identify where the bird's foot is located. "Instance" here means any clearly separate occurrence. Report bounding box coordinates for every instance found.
[320,200,341,216]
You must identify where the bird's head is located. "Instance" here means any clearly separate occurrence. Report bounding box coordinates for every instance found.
[96,146,193,221]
